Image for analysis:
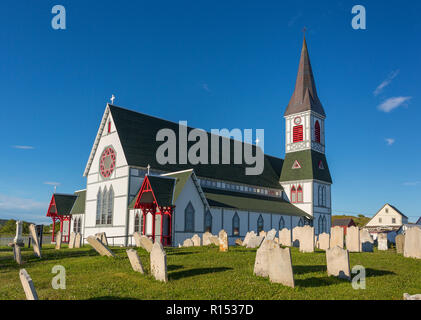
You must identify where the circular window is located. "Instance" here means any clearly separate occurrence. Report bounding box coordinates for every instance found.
[100,147,116,178]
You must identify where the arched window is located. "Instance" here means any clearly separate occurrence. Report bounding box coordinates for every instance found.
[204,210,212,233]
[322,216,327,233]
[279,217,285,230]
[291,186,297,203]
[107,186,114,225]
[184,202,195,232]
[315,120,321,143]
[134,213,140,233]
[318,216,323,234]
[322,186,327,208]
[232,213,240,236]
[96,188,102,225]
[77,217,82,233]
[298,218,304,227]
[297,185,303,203]
[257,215,264,233]
[73,218,77,233]
[293,125,304,143]
[101,187,108,225]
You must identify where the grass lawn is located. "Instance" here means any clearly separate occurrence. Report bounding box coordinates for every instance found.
[1,244,420,300]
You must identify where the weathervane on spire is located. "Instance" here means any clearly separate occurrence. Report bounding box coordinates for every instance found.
[110,94,115,104]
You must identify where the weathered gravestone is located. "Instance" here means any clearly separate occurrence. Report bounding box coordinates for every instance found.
[318,233,330,251]
[74,233,82,248]
[299,225,314,253]
[133,233,154,253]
[404,293,421,300]
[126,249,145,274]
[183,239,194,247]
[55,231,62,250]
[259,230,267,238]
[14,221,24,247]
[150,242,168,282]
[315,235,319,249]
[242,231,255,247]
[254,240,278,277]
[68,232,76,249]
[268,246,295,288]
[29,224,41,258]
[404,227,421,260]
[395,234,405,254]
[219,230,228,252]
[266,229,277,241]
[13,244,23,265]
[278,228,292,247]
[330,226,344,249]
[246,235,264,249]
[95,232,108,246]
[292,226,302,247]
[87,236,115,257]
[192,234,201,247]
[360,229,374,252]
[210,236,220,246]
[346,226,360,253]
[202,232,213,246]
[326,246,351,280]
[19,269,38,300]
[378,233,388,251]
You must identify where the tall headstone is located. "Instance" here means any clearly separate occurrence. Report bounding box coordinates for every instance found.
[183,239,194,247]
[326,246,351,280]
[150,242,168,282]
[13,244,23,265]
[14,221,24,246]
[192,234,201,247]
[330,226,344,249]
[254,239,278,277]
[29,224,41,258]
[202,232,213,246]
[126,249,145,274]
[19,269,39,300]
[246,235,264,249]
[346,226,360,252]
[87,236,115,257]
[68,232,76,249]
[404,227,421,260]
[378,233,388,251]
[299,225,314,253]
[278,228,292,247]
[292,226,302,247]
[243,231,255,247]
[266,229,277,241]
[55,231,62,250]
[268,246,295,288]
[219,230,228,252]
[74,233,82,248]
[318,233,330,251]
[360,229,374,252]
[395,234,405,254]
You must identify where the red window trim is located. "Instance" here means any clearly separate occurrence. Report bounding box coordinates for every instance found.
[108,121,111,133]
[291,186,297,203]
[297,185,303,203]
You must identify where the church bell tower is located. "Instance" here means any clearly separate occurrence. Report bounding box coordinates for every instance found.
[280,36,333,235]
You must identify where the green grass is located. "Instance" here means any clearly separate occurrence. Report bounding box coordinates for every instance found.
[1,244,420,300]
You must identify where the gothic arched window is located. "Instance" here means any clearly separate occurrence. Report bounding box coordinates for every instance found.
[96,188,102,225]
[134,213,140,233]
[204,211,212,233]
[257,215,264,233]
[315,120,321,143]
[77,217,82,233]
[101,187,108,225]
[107,186,114,225]
[184,202,195,232]
[322,186,327,208]
[279,217,285,230]
[232,213,240,236]
[298,218,304,227]
[297,186,303,203]
[291,186,297,203]
[318,216,323,234]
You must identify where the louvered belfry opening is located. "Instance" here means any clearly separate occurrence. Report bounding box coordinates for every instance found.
[293,125,304,143]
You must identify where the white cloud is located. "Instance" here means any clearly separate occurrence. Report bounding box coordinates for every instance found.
[403,181,421,187]
[378,96,412,113]
[12,145,35,150]
[385,138,395,146]
[374,70,400,96]
[0,194,49,224]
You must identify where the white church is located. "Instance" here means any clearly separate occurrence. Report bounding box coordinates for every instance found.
[46,36,333,246]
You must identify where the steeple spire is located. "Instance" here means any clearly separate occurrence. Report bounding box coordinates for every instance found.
[284,35,325,117]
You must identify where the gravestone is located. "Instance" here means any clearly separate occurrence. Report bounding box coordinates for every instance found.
[87,236,115,257]
[315,235,319,249]
[75,233,82,248]
[183,239,194,247]
[242,232,255,247]
[55,231,62,250]
[29,224,41,258]
[14,221,24,247]
[133,232,142,247]
[68,232,76,249]
[318,233,330,251]
[134,234,154,253]
[330,226,344,249]
[404,293,421,300]
[19,269,38,300]
[13,244,23,265]
[360,229,374,252]
[266,229,277,241]
[254,239,278,277]
[299,225,314,253]
[395,234,405,254]
[326,246,351,280]
[95,232,108,246]
[346,226,360,252]
[192,234,201,247]
[202,232,213,246]
[210,236,220,246]
[126,249,145,274]
[246,235,264,249]
[268,246,295,288]
[278,228,292,247]
[150,242,168,282]
[378,233,388,251]
[259,231,267,238]
[404,227,421,260]
[292,227,302,248]
[219,230,228,252]
[235,239,243,246]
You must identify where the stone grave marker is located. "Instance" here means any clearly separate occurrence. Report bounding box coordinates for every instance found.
[150,242,168,282]
[268,246,295,288]
[95,232,108,246]
[235,239,243,246]
[75,233,82,248]
[292,226,302,248]
[404,227,421,260]
[19,269,38,300]
[183,239,194,247]
[299,225,314,253]
[68,232,76,249]
[395,234,405,254]
[278,228,292,247]
[87,236,115,257]
[254,239,278,277]
[378,233,388,251]
[55,231,62,250]
[346,226,360,252]
[219,229,228,252]
[318,233,330,251]
[14,221,24,247]
[246,235,264,249]
[330,226,344,249]
[29,224,41,258]
[210,236,220,246]
[192,234,201,247]
[126,249,145,274]
[202,232,212,246]
[259,230,267,238]
[404,293,421,300]
[326,246,351,280]
[266,229,277,241]
[13,244,23,265]
[360,229,374,252]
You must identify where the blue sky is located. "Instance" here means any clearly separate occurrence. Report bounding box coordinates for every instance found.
[0,0,420,224]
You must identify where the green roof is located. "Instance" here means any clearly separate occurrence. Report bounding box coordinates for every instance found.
[53,194,78,216]
[109,105,284,189]
[203,188,312,219]
[280,150,332,183]
[70,190,86,215]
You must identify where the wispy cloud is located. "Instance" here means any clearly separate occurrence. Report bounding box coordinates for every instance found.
[201,83,211,93]
[12,145,35,150]
[374,70,400,96]
[403,181,421,187]
[0,194,49,224]
[385,138,395,146]
[378,96,412,113]
[288,12,303,27]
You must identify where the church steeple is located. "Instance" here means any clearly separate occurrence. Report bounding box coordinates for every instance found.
[284,36,325,117]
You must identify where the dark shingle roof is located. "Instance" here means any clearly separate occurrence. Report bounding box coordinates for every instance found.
[388,204,408,219]
[146,176,176,207]
[70,190,86,215]
[54,194,78,216]
[109,105,284,189]
[332,218,355,227]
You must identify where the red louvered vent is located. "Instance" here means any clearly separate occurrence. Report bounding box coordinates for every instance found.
[315,121,321,143]
[293,125,303,143]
